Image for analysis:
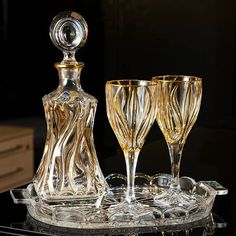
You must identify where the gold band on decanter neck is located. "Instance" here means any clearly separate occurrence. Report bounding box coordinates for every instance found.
[54,62,84,69]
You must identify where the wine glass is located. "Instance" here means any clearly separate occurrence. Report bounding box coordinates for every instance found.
[105,79,157,220]
[152,75,202,206]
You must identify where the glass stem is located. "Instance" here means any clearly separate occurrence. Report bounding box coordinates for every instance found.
[167,142,184,191]
[123,149,140,204]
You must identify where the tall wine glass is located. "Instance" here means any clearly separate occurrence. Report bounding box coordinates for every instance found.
[105,80,157,220]
[152,75,202,206]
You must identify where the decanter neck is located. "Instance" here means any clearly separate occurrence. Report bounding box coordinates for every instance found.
[55,62,84,89]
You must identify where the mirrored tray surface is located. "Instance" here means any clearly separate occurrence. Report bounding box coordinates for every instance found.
[7,212,225,236]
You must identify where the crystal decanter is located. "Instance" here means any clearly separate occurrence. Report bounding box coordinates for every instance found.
[33,11,108,201]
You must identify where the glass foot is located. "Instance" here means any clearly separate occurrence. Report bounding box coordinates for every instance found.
[154,188,198,208]
[108,201,154,221]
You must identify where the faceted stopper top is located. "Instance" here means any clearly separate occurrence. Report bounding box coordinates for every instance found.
[49,11,88,63]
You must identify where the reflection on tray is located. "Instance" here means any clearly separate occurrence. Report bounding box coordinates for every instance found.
[10,212,227,236]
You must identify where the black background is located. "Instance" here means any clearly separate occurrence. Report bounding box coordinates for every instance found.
[0,0,235,132]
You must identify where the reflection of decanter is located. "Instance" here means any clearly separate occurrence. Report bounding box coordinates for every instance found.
[33,11,108,199]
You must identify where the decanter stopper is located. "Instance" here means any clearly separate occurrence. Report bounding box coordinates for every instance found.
[49,11,88,63]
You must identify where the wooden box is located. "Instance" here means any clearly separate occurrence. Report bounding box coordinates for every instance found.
[0,125,34,193]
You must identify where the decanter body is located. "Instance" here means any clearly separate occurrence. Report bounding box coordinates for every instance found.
[33,11,107,200]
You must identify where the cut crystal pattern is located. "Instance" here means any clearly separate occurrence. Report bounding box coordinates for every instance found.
[33,11,107,200]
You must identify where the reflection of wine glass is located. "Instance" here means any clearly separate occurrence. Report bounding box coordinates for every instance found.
[105,80,157,220]
[152,75,202,206]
